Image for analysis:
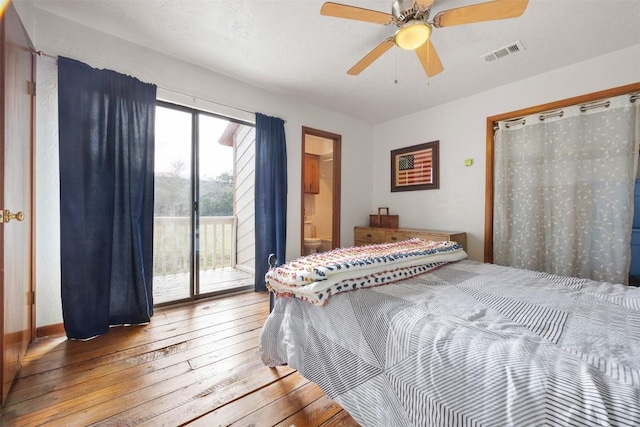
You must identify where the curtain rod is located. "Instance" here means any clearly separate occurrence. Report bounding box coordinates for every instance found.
[158,86,258,118]
[34,50,287,123]
[495,92,639,131]
[539,109,563,121]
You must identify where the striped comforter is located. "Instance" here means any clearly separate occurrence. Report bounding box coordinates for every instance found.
[258,260,640,426]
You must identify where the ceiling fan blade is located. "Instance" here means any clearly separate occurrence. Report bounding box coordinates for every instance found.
[348,38,395,75]
[321,2,394,25]
[433,0,528,28]
[414,0,435,8]
[416,39,444,77]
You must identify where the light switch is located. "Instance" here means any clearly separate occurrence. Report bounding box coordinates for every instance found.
[464,158,473,167]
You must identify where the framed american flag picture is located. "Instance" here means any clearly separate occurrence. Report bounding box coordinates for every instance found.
[391,140,439,192]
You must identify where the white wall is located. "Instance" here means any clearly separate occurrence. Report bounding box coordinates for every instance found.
[26,7,374,327]
[372,44,640,262]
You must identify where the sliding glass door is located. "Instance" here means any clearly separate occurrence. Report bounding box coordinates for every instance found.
[153,102,254,305]
[197,114,239,295]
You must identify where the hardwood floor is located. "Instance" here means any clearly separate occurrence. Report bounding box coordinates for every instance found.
[0,291,359,426]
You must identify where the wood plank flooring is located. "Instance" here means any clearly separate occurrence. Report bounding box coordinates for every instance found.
[0,291,360,426]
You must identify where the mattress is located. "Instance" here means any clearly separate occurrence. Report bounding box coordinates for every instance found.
[258,259,640,426]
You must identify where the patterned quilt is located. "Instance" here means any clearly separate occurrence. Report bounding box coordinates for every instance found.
[258,260,640,426]
[265,239,467,305]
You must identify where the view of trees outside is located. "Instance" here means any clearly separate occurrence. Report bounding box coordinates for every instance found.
[154,160,234,217]
[154,107,235,217]
[198,113,234,216]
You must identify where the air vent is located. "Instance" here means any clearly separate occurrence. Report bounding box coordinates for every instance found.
[482,41,525,63]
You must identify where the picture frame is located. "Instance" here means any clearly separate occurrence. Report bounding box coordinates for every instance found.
[390,140,439,192]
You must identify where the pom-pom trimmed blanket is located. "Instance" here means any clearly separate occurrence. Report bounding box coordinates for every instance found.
[265,238,467,305]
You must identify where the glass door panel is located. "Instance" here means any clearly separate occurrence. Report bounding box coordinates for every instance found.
[153,106,193,304]
[197,114,238,295]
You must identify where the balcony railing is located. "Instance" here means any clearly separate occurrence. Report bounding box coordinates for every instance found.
[153,216,237,277]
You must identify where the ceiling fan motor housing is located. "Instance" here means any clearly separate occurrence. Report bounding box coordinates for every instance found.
[392,0,429,23]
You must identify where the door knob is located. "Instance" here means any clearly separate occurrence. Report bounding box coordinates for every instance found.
[2,210,24,223]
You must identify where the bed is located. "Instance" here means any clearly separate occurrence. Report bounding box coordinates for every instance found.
[258,239,640,427]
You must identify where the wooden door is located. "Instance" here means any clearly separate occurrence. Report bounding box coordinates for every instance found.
[1,3,34,403]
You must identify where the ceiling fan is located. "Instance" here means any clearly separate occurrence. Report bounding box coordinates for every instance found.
[320,0,529,78]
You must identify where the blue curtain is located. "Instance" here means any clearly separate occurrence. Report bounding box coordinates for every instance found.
[254,113,287,297]
[58,57,157,340]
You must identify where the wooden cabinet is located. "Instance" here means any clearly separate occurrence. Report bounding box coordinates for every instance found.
[304,154,320,194]
[354,226,466,250]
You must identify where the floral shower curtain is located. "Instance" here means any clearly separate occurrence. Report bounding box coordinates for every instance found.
[493,93,640,284]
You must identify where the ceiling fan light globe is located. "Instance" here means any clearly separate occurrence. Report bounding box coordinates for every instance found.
[395,21,431,50]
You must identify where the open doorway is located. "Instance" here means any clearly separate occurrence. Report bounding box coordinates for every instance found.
[301,127,342,256]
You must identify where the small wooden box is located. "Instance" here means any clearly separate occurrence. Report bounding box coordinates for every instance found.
[369,207,399,229]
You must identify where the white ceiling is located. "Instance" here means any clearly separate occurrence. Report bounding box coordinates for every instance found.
[26,0,640,123]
